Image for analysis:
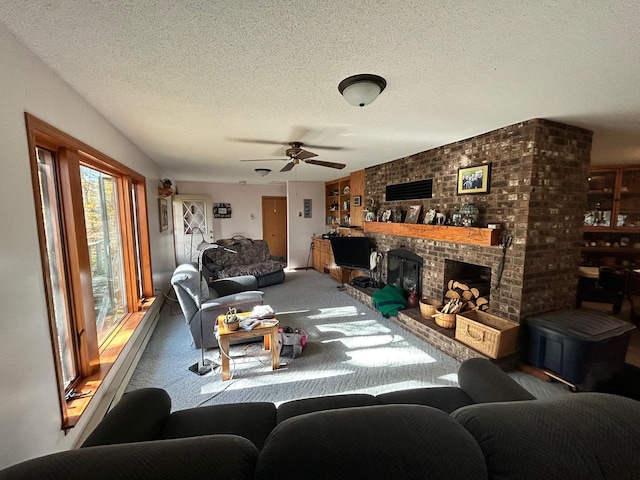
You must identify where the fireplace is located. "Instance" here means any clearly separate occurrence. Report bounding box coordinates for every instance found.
[387,248,423,296]
[444,259,491,301]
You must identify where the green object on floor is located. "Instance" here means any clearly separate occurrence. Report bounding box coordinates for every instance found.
[373,284,407,317]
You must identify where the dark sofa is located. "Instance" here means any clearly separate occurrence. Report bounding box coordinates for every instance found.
[202,237,286,288]
[2,359,640,479]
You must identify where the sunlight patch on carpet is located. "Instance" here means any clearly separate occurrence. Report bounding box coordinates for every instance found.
[323,334,398,349]
[316,319,392,336]
[345,346,438,367]
[198,368,354,394]
[308,306,360,319]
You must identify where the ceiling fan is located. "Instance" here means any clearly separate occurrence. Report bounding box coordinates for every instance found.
[240,142,346,172]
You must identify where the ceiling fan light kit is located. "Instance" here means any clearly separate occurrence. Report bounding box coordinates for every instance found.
[338,73,387,107]
[255,168,271,176]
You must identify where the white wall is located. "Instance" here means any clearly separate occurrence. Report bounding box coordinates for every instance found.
[287,181,327,268]
[176,181,287,240]
[0,24,174,468]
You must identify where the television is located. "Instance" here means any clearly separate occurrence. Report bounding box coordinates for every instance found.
[328,236,373,271]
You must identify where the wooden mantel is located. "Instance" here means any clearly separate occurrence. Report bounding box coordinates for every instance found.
[363,222,500,246]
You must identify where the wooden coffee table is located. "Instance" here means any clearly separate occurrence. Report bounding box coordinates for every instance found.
[216,312,279,381]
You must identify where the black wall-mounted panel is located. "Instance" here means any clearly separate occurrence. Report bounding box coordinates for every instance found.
[385,179,433,201]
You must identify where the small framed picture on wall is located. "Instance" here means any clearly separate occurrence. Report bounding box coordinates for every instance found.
[457,163,491,195]
[158,198,169,232]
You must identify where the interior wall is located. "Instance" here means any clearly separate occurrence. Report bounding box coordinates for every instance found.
[176,180,326,269]
[176,181,287,240]
[286,181,326,269]
[0,24,173,469]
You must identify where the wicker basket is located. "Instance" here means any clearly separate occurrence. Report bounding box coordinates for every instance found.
[419,298,443,319]
[455,310,519,358]
[432,310,457,329]
[224,320,240,331]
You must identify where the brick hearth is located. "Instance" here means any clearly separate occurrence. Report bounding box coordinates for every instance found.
[344,283,520,369]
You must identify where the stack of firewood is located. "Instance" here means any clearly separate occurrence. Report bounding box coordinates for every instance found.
[445,280,489,312]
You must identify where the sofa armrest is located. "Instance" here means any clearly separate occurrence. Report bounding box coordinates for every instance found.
[81,388,171,447]
[457,358,535,404]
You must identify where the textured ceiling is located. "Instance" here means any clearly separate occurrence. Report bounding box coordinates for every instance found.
[2,1,639,185]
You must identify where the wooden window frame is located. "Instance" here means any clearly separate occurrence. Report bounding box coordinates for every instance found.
[25,113,154,430]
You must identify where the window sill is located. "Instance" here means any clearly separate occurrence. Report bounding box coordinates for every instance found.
[63,297,156,430]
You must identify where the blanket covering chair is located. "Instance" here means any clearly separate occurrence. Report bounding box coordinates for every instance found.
[171,263,264,349]
[202,237,286,287]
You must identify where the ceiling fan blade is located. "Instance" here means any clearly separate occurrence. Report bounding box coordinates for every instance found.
[294,149,318,160]
[300,143,345,151]
[228,137,286,146]
[304,159,346,169]
[280,161,296,172]
[239,158,287,162]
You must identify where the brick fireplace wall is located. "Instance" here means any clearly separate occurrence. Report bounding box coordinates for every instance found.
[365,118,592,322]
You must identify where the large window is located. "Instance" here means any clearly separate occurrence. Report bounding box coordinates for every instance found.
[27,114,153,429]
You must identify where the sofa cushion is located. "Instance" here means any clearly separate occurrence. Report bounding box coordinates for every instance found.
[81,388,171,447]
[3,435,258,480]
[452,393,640,479]
[376,386,474,413]
[457,357,535,403]
[256,404,488,480]
[160,402,277,451]
[276,393,377,424]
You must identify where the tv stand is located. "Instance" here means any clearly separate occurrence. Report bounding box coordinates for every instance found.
[312,237,368,284]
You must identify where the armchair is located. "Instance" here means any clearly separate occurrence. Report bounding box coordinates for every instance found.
[171,263,264,349]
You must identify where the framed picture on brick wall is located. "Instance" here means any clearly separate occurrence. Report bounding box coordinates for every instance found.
[457,164,491,195]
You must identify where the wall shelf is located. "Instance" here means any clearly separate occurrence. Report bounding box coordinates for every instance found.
[363,222,500,246]
[158,187,174,197]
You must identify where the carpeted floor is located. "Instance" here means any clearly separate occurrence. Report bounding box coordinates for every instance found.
[126,269,569,411]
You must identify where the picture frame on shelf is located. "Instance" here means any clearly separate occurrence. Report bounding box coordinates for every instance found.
[405,205,421,223]
[457,163,491,195]
[353,195,362,207]
[158,198,168,232]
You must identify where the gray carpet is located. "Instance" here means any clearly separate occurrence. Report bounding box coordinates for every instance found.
[126,269,567,411]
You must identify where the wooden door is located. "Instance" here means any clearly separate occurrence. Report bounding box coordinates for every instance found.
[262,196,287,259]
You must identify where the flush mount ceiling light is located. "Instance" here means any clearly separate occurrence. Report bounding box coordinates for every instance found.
[338,74,387,107]
[255,168,271,177]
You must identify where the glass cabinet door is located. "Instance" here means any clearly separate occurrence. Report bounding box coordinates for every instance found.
[618,169,640,228]
[585,171,616,227]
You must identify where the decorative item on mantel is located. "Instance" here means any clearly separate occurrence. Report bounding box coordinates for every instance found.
[460,202,479,226]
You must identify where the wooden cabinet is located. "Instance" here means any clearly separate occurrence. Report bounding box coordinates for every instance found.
[585,166,640,232]
[582,165,640,267]
[325,176,351,226]
[312,237,350,283]
[312,238,330,273]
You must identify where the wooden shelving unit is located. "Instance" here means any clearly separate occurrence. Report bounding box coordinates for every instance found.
[363,222,500,246]
[325,176,351,226]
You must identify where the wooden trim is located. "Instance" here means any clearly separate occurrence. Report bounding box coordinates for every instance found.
[24,113,153,430]
[363,222,500,246]
[65,299,155,428]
